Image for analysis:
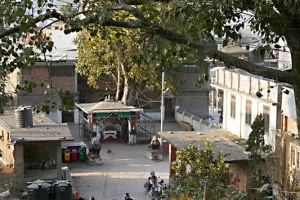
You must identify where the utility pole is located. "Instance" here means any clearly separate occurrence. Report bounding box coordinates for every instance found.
[203,180,208,200]
[161,72,165,132]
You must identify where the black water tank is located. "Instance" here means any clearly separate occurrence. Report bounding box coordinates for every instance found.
[24,106,33,127]
[15,106,33,128]
[27,179,52,200]
[53,180,72,200]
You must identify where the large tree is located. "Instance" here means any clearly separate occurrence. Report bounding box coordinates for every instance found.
[1,0,300,124]
[73,25,193,105]
[168,141,243,199]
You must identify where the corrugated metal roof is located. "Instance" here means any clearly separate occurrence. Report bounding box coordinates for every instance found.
[76,101,142,114]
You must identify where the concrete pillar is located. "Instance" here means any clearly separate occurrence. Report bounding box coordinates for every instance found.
[211,89,214,115]
[74,108,79,124]
[216,89,219,114]
[56,144,62,179]
[14,143,24,183]
[169,145,176,177]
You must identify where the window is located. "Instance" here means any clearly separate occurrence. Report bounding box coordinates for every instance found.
[291,146,296,166]
[263,106,270,133]
[49,66,74,76]
[22,68,32,75]
[245,100,252,125]
[230,95,236,118]
[297,151,300,168]
[0,131,3,141]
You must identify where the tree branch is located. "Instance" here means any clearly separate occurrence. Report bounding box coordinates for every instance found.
[0,10,65,39]
[118,0,146,20]
[119,0,171,5]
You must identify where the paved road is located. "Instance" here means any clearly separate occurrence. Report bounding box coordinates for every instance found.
[68,143,169,200]
[67,122,184,200]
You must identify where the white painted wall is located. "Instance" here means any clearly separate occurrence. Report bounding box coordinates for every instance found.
[282,87,297,119]
[212,69,282,147]
[44,109,62,123]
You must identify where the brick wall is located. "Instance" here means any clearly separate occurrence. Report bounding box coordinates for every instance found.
[10,64,76,107]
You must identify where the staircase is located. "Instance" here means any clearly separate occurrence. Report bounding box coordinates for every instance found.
[136,112,155,144]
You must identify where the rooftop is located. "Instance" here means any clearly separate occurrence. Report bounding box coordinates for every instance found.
[158,129,249,163]
[76,100,142,114]
[0,108,73,143]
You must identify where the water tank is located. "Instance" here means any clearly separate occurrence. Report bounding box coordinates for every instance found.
[27,179,52,200]
[53,180,72,200]
[15,106,33,128]
[24,106,33,127]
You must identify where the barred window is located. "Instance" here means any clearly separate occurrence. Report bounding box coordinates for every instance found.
[245,100,252,125]
[263,106,270,133]
[49,66,74,76]
[230,95,236,118]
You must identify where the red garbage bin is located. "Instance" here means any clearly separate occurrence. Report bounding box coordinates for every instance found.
[71,149,78,161]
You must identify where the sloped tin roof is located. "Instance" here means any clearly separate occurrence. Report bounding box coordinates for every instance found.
[76,100,142,114]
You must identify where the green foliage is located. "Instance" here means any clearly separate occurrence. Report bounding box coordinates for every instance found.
[74,22,196,104]
[168,141,241,199]
[16,79,38,93]
[246,114,271,160]
[57,89,75,111]
[1,0,300,112]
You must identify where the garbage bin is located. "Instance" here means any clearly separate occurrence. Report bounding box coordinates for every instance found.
[64,149,70,162]
[78,149,85,161]
[71,149,78,161]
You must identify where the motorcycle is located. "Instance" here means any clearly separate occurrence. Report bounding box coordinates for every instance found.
[144,173,167,200]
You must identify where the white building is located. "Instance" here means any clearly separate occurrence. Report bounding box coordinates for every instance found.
[217,25,292,71]
[210,68,296,148]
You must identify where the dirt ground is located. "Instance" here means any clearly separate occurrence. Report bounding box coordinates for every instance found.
[0,163,22,199]
[0,162,14,191]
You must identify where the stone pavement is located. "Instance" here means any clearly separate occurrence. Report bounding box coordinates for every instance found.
[67,121,184,200]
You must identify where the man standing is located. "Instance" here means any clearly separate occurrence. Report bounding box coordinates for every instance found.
[129,126,136,145]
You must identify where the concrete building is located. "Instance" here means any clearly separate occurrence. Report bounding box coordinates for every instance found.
[210,68,294,147]
[158,129,249,192]
[0,107,73,185]
[210,66,300,197]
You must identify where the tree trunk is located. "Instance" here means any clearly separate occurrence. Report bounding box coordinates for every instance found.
[288,40,300,134]
[121,75,129,105]
[120,62,136,105]
[120,76,136,106]
[115,65,121,101]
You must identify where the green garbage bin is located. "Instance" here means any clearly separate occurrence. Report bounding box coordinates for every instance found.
[78,149,85,161]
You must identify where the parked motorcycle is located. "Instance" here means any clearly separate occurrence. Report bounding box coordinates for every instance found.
[144,171,167,200]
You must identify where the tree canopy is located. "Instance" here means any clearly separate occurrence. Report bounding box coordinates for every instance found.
[1,0,300,125]
[168,141,242,199]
